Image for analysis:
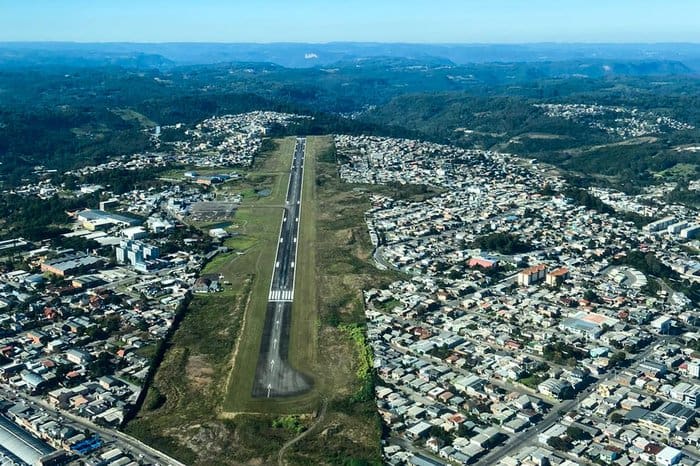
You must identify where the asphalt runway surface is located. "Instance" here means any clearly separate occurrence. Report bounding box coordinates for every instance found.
[251,137,313,398]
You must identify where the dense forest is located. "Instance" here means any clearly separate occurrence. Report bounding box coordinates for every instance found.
[1,57,700,195]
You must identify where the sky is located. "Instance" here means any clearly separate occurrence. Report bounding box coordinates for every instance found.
[0,0,699,43]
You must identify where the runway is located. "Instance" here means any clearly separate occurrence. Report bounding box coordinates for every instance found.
[251,137,313,398]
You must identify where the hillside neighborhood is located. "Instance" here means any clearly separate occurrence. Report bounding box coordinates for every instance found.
[0,112,306,465]
[0,118,698,465]
[336,135,700,466]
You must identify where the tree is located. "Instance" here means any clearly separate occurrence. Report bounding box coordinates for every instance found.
[583,289,599,303]
[610,412,625,424]
[566,426,591,441]
[609,351,627,367]
[470,232,532,255]
[457,422,474,438]
[547,436,572,452]
[88,352,115,378]
[429,426,452,446]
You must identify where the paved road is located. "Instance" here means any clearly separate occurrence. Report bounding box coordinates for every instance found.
[0,385,184,466]
[252,137,312,398]
[475,336,670,465]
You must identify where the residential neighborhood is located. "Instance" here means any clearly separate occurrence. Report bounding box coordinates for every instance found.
[0,113,307,465]
[0,123,698,465]
[336,135,700,465]
[534,104,694,139]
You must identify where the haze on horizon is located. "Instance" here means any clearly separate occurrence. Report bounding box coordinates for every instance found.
[1,0,699,44]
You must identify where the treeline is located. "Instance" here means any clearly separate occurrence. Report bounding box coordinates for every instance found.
[666,181,700,207]
[561,187,651,227]
[615,250,700,304]
[471,232,532,255]
[615,251,677,280]
[0,192,98,240]
[0,106,152,185]
[70,166,174,195]
[536,142,700,188]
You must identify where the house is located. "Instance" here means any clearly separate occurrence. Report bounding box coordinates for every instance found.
[538,378,570,399]
[65,349,92,365]
[193,274,221,293]
[406,421,432,441]
[470,426,501,448]
[656,446,682,466]
[538,423,567,445]
[209,228,230,239]
[21,371,48,393]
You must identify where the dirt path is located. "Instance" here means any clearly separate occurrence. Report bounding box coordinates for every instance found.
[277,399,328,466]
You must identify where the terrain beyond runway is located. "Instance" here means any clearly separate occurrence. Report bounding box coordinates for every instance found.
[251,137,312,398]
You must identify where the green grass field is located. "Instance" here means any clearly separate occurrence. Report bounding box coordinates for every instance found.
[110,107,157,128]
[654,162,699,179]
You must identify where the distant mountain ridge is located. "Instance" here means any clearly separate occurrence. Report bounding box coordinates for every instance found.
[1,42,700,71]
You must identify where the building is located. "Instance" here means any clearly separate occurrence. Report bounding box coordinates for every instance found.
[639,360,668,378]
[147,217,175,234]
[680,225,700,240]
[77,209,141,231]
[195,175,226,186]
[667,221,688,235]
[0,238,30,254]
[121,226,147,240]
[65,348,92,365]
[209,228,230,239]
[453,374,485,396]
[518,264,547,286]
[71,274,104,289]
[36,450,71,466]
[538,378,570,399]
[193,275,221,293]
[99,198,120,211]
[651,316,673,334]
[643,216,676,233]
[0,415,55,465]
[560,311,619,340]
[20,371,47,393]
[656,446,682,466]
[638,402,695,435]
[468,257,498,269]
[115,240,160,271]
[669,382,700,408]
[40,254,103,277]
[406,421,432,441]
[546,267,570,286]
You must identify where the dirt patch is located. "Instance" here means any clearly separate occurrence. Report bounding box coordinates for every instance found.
[163,422,231,461]
[186,354,215,390]
[334,228,354,245]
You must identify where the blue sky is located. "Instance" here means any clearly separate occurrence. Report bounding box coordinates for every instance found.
[1,0,699,43]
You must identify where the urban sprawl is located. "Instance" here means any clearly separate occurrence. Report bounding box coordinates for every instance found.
[0,111,699,466]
